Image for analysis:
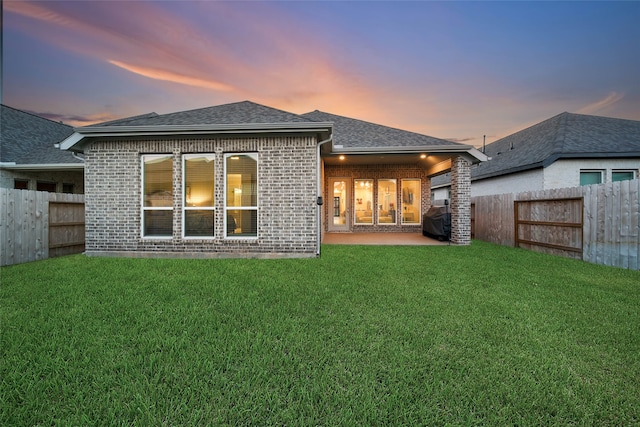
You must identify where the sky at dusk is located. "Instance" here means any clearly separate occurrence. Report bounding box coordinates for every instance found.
[2,0,640,147]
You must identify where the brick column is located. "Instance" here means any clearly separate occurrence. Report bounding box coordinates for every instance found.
[450,156,471,245]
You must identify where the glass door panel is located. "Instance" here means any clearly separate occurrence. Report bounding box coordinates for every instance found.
[328,178,350,231]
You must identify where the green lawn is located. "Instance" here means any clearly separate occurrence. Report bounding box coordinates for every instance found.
[1,241,639,426]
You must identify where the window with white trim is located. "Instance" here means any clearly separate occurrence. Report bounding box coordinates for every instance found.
[225,153,258,238]
[183,154,215,238]
[579,170,603,186]
[377,179,397,225]
[612,170,636,182]
[142,154,173,237]
[354,179,373,224]
[401,179,421,224]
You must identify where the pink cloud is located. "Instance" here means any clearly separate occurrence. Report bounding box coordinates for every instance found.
[576,92,625,115]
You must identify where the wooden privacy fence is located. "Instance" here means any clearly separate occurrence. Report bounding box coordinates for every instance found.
[471,179,639,270]
[514,197,584,259]
[0,188,85,267]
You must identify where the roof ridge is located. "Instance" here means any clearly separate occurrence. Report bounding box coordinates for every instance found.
[150,100,316,122]
[551,112,570,154]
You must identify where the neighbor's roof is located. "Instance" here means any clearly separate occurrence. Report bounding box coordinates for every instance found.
[0,104,81,166]
[432,112,640,187]
[302,110,463,149]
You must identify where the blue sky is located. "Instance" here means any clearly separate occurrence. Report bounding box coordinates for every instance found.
[3,1,639,147]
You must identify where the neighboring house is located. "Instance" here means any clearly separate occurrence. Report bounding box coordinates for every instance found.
[432,112,640,199]
[0,105,84,193]
[60,100,486,258]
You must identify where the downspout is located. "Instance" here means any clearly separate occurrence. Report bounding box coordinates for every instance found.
[316,133,333,256]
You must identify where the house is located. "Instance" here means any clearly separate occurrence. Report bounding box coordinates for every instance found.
[432,112,640,200]
[0,105,84,193]
[59,101,486,258]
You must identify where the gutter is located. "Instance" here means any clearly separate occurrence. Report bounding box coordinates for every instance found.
[316,132,333,256]
[0,163,84,170]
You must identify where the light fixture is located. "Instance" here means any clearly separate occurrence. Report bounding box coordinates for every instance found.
[339,155,345,161]
[230,156,240,160]
[420,154,427,159]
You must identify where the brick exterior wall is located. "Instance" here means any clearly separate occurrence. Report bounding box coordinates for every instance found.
[84,135,318,258]
[450,156,471,245]
[324,164,431,233]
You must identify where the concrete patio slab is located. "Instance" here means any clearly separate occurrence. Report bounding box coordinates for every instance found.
[322,232,449,246]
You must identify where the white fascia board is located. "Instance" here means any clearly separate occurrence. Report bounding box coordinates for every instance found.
[333,144,489,163]
[61,122,333,152]
[59,132,84,151]
[0,163,85,170]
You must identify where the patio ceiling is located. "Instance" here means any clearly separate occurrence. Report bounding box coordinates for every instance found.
[322,152,454,176]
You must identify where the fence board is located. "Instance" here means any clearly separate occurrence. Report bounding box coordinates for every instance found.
[0,189,85,266]
[472,179,640,270]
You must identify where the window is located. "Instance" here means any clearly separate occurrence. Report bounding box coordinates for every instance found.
[142,154,173,237]
[580,170,602,186]
[378,179,397,225]
[37,181,56,192]
[62,183,74,194]
[183,154,215,238]
[401,179,421,224]
[225,153,258,238]
[612,170,636,182]
[14,179,28,190]
[354,179,373,224]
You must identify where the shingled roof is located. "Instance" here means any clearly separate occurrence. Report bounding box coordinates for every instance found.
[474,112,640,181]
[1,105,80,165]
[95,100,314,127]
[302,110,463,148]
[433,112,640,187]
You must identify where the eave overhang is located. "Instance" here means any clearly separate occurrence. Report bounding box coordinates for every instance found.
[60,122,334,152]
[328,144,488,163]
[0,162,85,171]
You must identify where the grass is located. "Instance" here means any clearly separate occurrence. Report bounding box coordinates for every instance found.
[1,241,639,426]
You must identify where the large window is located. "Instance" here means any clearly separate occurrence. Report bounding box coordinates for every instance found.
[580,170,602,186]
[225,153,258,238]
[354,179,373,224]
[142,154,173,237]
[183,154,215,238]
[612,170,636,182]
[401,179,421,224]
[378,179,397,225]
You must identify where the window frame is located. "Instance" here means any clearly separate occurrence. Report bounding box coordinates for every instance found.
[141,154,174,239]
[354,179,374,225]
[182,154,216,239]
[377,178,397,226]
[14,179,29,190]
[224,153,259,239]
[612,170,636,182]
[401,179,421,224]
[579,170,603,186]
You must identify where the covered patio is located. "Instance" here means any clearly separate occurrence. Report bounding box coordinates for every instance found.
[322,232,449,246]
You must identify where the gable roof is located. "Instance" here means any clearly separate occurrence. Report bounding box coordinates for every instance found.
[0,104,81,166]
[95,101,314,127]
[301,110,463,149]
[432,112,640,187]
[61,101,332,152]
